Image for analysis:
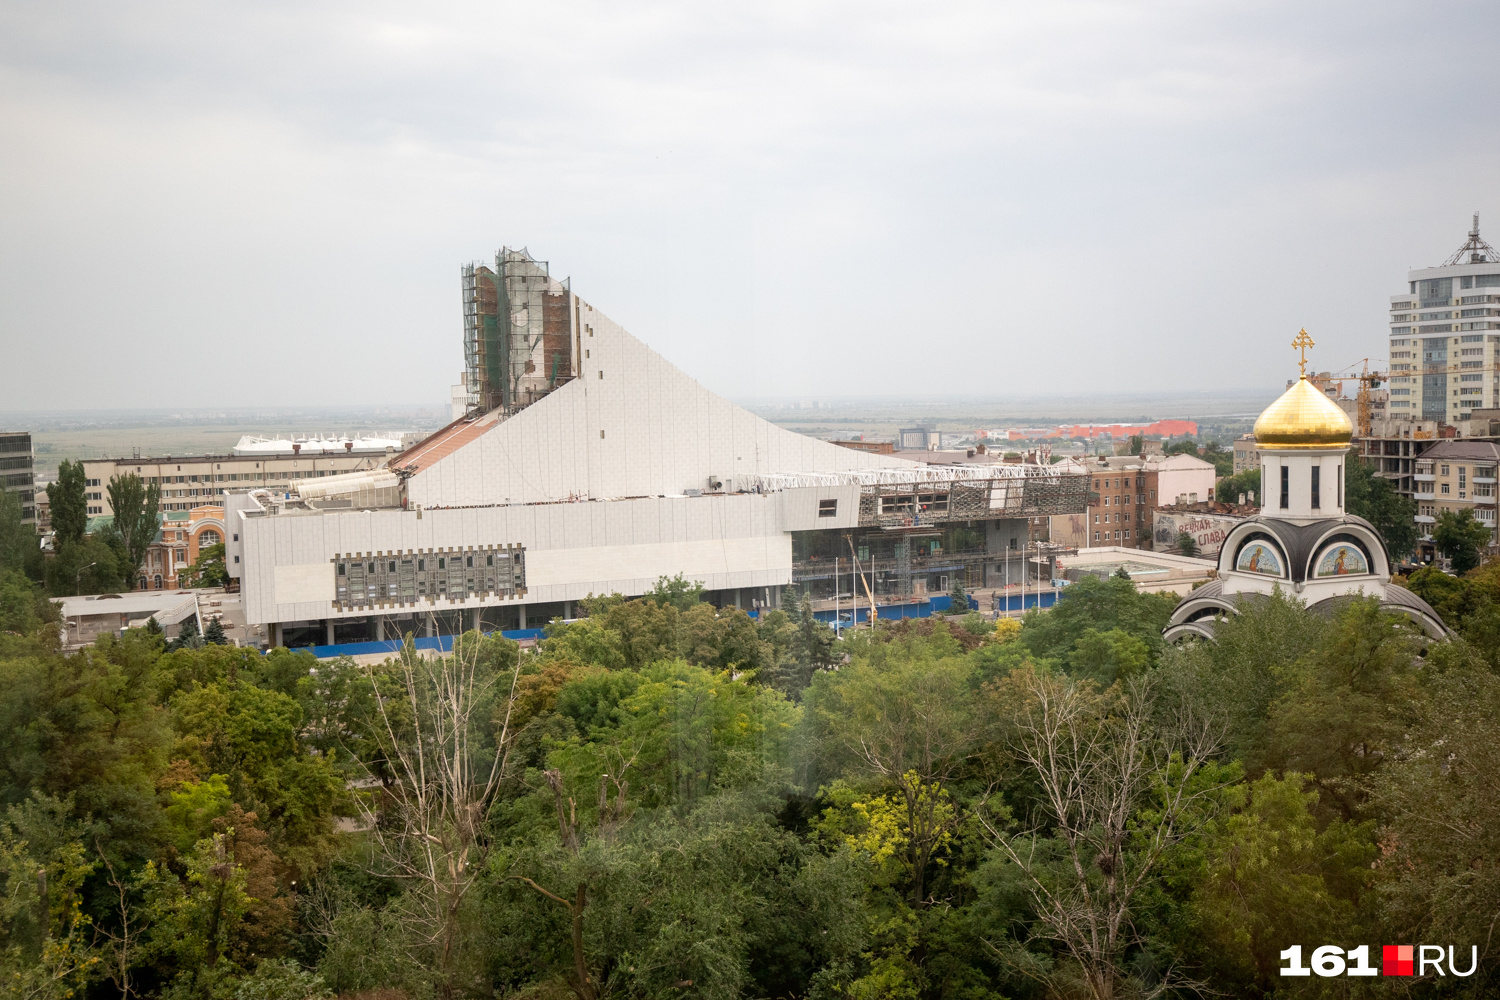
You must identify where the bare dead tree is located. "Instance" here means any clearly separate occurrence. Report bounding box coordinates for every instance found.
[978,668,1225,1000]
[92,846,140,1000]
[357,635,522,996]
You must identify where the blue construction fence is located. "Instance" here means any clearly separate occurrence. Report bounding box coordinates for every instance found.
[300,590,1065,657]
[752,590,1059,626]
[303,628,547,660]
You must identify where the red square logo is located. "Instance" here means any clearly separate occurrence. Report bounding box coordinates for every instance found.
[1383,945,1414,976]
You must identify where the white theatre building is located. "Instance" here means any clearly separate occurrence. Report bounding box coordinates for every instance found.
[228,248,1089,647]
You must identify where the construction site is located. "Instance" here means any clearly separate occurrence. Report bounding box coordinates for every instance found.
[227,247,1093,648]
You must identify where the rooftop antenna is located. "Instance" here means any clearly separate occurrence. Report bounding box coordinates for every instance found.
[1441,212,1500,265]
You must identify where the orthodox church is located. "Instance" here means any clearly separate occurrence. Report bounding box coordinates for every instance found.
[1163,334,1449,641]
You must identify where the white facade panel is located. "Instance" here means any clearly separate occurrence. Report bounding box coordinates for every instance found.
[274,563,335,605]
[241,492,798,625]
[406,297,908,509]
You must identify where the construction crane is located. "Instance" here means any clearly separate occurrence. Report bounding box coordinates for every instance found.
[1326,359,1387,440]
[1328,357,1500,439]
[1319,360,1386,439]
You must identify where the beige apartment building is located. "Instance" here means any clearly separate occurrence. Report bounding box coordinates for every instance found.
[82,436,404,516]
[1412,440,1500,556]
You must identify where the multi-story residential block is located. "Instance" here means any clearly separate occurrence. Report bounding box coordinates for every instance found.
[81,436,404,517]
[1065,453,1217,549]
[1411,440,1500,557]
[1232,434,1260,474]
[0,432,36,526]
[1387,216,1500,427]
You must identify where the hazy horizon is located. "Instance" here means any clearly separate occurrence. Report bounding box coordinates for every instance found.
[6,2,1495,409]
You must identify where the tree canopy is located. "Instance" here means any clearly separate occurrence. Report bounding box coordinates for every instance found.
[0,568,1493,999]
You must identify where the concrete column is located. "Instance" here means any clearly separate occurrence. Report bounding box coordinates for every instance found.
[469,607,480,633]
[325,619,336,646]
[733,589,742,610]
[563,601,572,620]
[425,614,435,638]
[518,604,527,629]
[269,622,282,648]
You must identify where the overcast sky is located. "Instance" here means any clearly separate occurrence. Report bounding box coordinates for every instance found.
[3,0,1499,411]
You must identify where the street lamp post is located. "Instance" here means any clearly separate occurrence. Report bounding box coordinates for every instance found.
[75,561,97,597]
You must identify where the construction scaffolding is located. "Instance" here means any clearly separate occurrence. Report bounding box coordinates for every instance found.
[744,464,1091,527]
[461,248,575,418]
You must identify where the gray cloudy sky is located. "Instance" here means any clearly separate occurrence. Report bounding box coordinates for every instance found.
[3,0,1499,411]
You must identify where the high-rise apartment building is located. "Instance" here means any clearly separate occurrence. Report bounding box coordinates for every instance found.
[1387,215,1500,426]
[0,432,36,526]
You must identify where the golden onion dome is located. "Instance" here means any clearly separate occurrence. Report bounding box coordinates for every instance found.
[1253,376,1353,450]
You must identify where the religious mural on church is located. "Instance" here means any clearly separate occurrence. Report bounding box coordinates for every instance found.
[1315,542,1368,577]
[1235,539,1283,576]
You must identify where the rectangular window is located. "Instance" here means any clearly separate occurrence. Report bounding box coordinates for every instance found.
[1441,483,1451,494]
[1311,466,1321,509]
[1280,466,1289,509]
[818,498,838,517]
[1337,465,1343,508]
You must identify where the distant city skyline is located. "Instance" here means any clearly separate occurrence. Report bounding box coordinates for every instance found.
[3,2,1499,409]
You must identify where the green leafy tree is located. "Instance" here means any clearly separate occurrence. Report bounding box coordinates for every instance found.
[0,796,100,998]
[142,831,253,992]
[1200,439,1233,476]
[645,573,705,611]
[1127,434,1143,455]
[106,473,161,585]
[1432,507,1492,575]
[1261,599,1424,821]
[1156,771,1375,993]
[1343,448,1418,560]
[805,642,980,906]
[1020,573,1176,668]
[1176,531,1198,557]
[0,571,58,635]
[181,543,228,589]
[1372,667,1500,991]
[1214,468,1260,504]
[1066,627,1150,687]
[0,488,36,576]
[50,460,87,548]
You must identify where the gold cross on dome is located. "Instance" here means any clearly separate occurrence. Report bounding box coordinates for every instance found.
[1291,328,1315,377]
